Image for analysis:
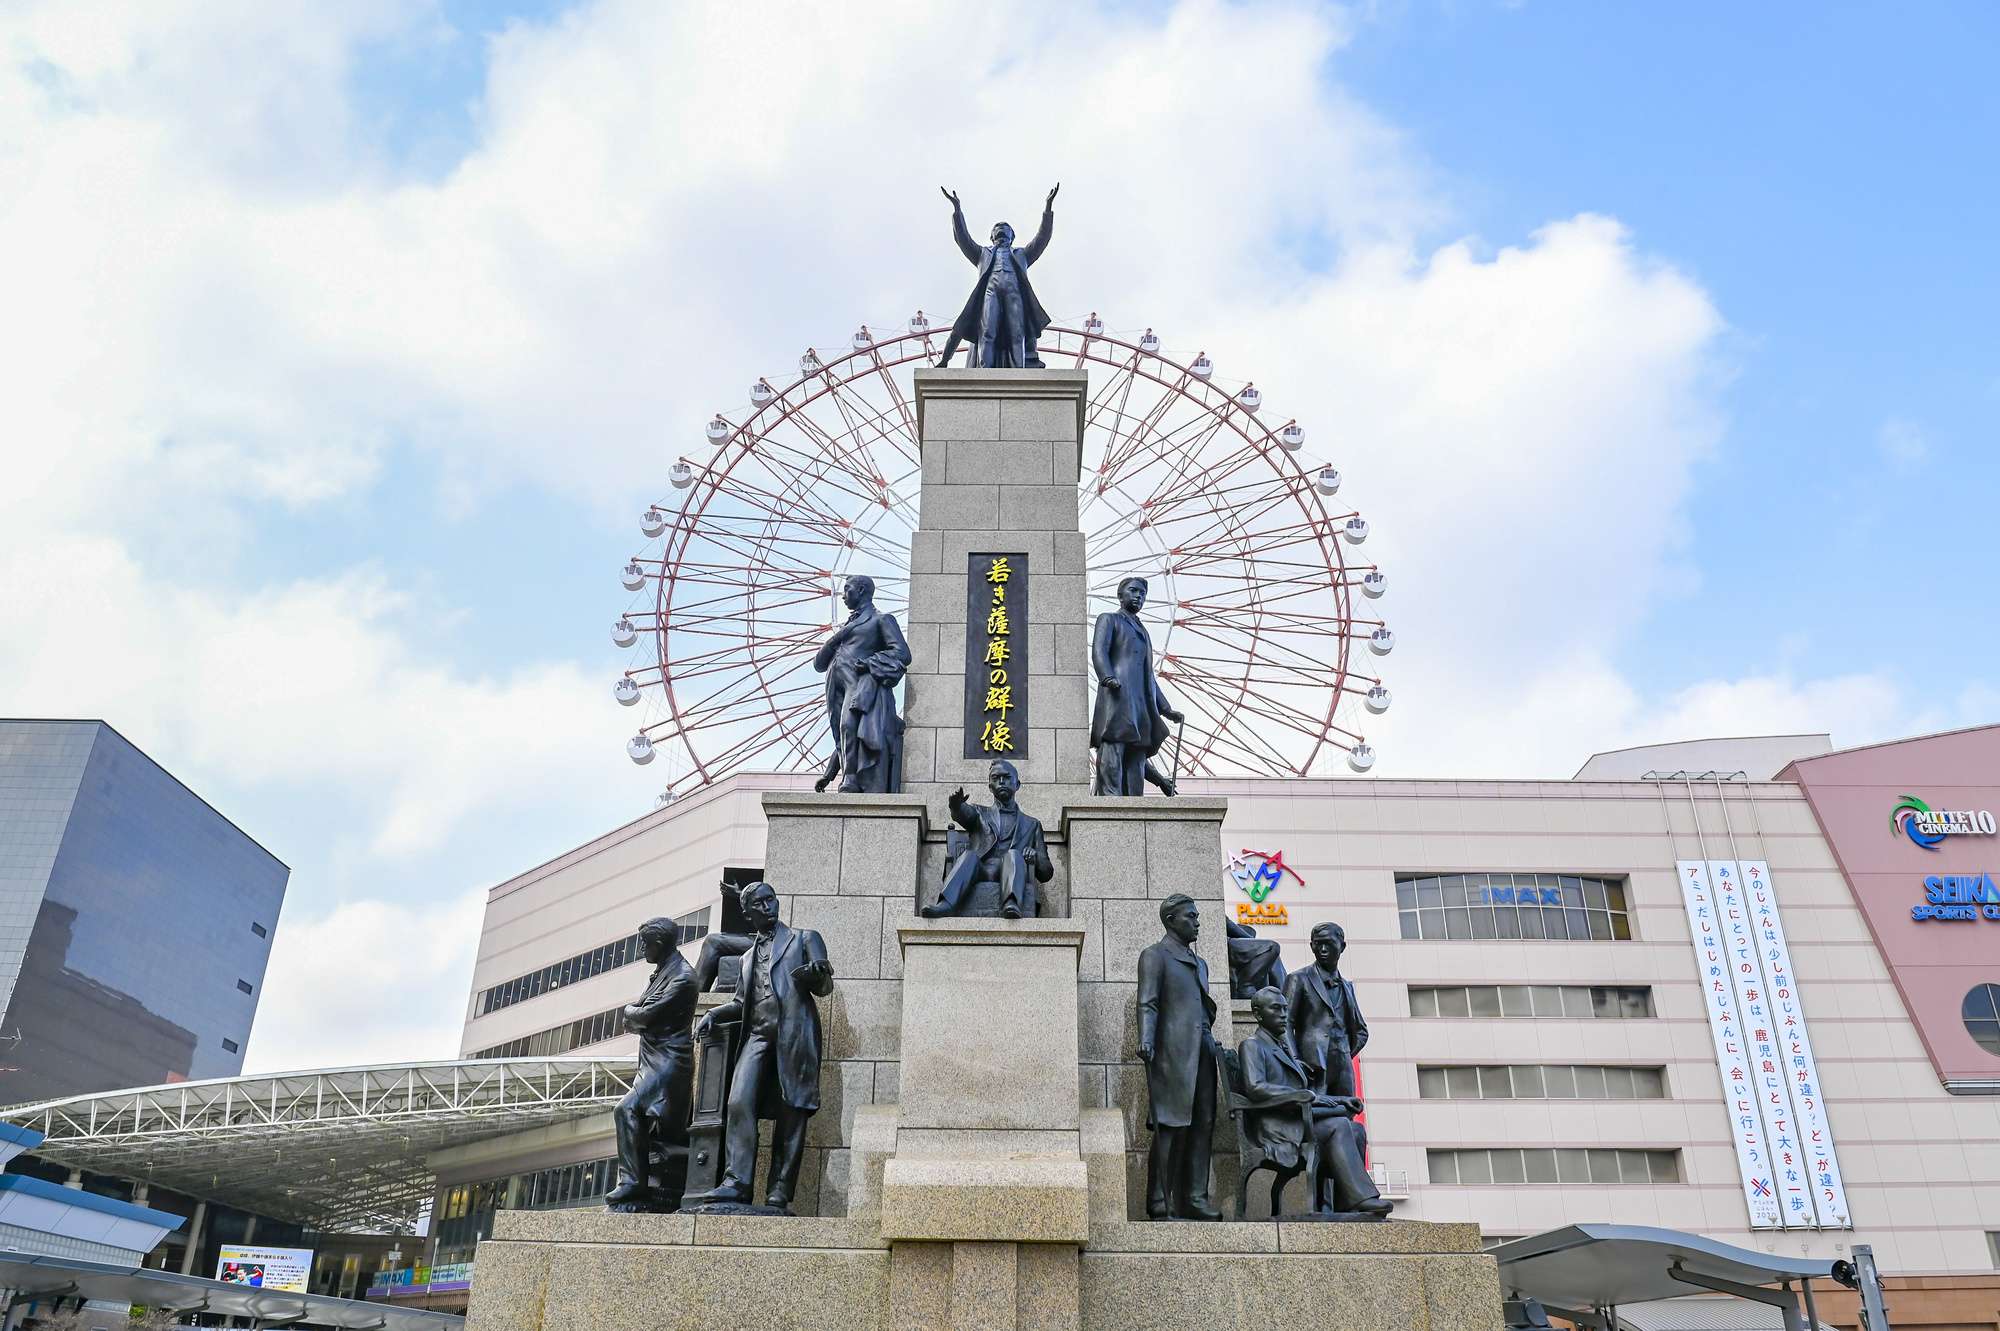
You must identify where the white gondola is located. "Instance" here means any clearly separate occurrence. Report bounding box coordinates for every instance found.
[1348,743,1377,773]
[1364,684,1392,714]
[1279,421,1305,449]
[611,617,638,648]
[640,508,666,538]
[1361,570,1386,599]
[670,462,695,490]
[1190,352,1214,379]
[1342,516,1369,545]
[908,310,930,332]
[800,350,823,374]
[852,326,873,349]
[1368,627,1395,656]
[1139,328,1161,353]
[1084,312,1104,336]
[614,677,641,707]
[1237,383,1262,413]
[750,378,776,405]
[627,733,656,765]
[705,415,730,445]
[1317,467,1342,495]
[621,561,646,591]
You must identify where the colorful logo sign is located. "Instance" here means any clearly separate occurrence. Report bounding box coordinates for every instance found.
[1227,849,1303,902]
[1226,849,1301,926]
[1891,794,1997,850]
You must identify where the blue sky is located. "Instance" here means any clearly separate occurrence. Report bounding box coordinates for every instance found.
[2,0,1992,1066]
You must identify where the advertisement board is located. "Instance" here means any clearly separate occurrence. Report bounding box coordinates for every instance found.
[216,1245,314,1293]
[1675,860,1784,1228]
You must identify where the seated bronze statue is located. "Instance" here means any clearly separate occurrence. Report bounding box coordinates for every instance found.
[1233,986,1391,1218]
[923,759,1052,918]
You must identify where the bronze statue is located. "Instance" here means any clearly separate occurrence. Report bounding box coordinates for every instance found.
[694,882,834,1212]
[1225,918,1287,998]
[1236,986,1391,1218]
[934,184,1059,369]
[1282,920,1367,1098]
[1136,893,1221,1220]
[813,575,912,794]
[923,759,1054,918]
[1091,576,1184,796]
[606,918,698,1211]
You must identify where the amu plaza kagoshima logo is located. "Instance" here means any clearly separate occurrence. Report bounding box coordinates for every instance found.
[1226,849,1305,927]
[1890,794,1997,850]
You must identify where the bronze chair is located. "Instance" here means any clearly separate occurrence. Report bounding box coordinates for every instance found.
[1219,1046,1317,1219]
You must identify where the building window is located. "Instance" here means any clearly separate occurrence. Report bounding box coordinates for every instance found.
[1417,1064,1666,1100]
[222,1037,240,1053]
[1963,983,2000,1057]
[1397,873,1631,941]
[472,1004,627,1060]
[1428,1148,1679,1186]
[1408,985,1653,1019]
[236,978,254,994]
[475,930,650,1016]
[251,922,268,938]
[676,906,711,948]
[1987,1231,2000,1268]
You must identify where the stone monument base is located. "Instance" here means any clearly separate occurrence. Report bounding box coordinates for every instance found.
[466,1209,1499,1331]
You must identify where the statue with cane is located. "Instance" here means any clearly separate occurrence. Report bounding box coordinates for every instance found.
[1090,575,1185,797]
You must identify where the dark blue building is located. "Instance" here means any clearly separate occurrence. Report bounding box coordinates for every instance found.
[0,721,288,1104]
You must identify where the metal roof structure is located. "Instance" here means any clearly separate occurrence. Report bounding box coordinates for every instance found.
[0,1252,464,1330]
[1491,1225,1844,1331]
[1,1058,637,1234]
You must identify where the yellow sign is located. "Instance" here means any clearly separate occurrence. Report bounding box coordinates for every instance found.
[1236,902,1288,927]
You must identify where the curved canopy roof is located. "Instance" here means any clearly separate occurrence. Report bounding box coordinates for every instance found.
[2,1058,637,1233]
[1491,1224,1837,1310]
[0,1253,464,1330]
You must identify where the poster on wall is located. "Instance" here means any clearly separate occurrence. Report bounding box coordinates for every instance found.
[1704,861,1814,1228]
[1732,859,1853,1228]
[1675,861,1784,1229]
[216,1245,314,1293]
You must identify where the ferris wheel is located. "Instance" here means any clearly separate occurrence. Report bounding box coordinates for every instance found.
[610,318,1393,801]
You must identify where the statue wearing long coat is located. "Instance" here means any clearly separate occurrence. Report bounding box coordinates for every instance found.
[709,921,832,1111]
[947,204,1055,355]
[1136,935,1219,1128]
[1282,964,1368,1098]
[815,604,911,794]
[1091,609,1169,750]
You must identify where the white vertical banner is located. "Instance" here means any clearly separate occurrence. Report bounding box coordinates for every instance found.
[1706,860,1813,1227]
[1739,859,1852,1228]
[1676,861,1784,1229]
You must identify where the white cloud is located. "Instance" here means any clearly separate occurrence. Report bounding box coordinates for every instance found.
[248,888,485,1072]
[0,0,1948,1066]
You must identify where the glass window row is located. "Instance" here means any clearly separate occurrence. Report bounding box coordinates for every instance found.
[1397,872,1631,941]
[1428,1147,1680,1186]
[472,1004,625,1060]
[1416,1063,1667,1100]
[476,908,711,1016]
[1407,984,1654,1020]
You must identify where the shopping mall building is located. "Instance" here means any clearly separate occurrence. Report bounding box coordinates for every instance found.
[450,724,2000,1324]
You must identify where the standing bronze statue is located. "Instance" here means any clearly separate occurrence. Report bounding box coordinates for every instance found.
[694,882,834,1212]
[1236,986,1392,1218]
[1091,576,1184,796]
[813,575,912,794]
[934,184,1059,369]
[1136,893,1221,1220]
[924,758,1054,919]
[605,917,698,1212]
[1283,921,1367,1099]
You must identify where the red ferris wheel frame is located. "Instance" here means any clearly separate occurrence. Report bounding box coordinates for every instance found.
[615,321,1389,798]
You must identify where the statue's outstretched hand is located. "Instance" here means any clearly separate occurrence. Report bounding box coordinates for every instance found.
[940,186,960,209]
[1046,183,1060,206]
[947,786,968,811]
